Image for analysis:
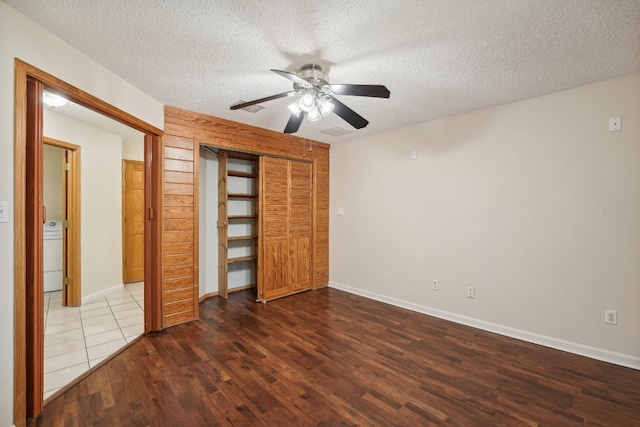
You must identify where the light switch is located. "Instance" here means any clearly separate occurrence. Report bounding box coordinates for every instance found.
[0,201,8,223]
[337,208,345,216]
[410,150,417,160]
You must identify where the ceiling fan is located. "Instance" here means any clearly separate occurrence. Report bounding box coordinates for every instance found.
[230,64,390,134]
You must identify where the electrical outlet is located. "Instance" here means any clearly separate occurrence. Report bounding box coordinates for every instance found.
[432,279,438,290]
[609,117,621,132]
[0,201,8,223]
[466,286,475,299]
[605,309,617,325]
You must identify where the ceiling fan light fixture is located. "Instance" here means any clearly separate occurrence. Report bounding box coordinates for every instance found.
[299,93,316,112]
[288,101,302,117]
[317,97,334,117]
[306,106,322,121]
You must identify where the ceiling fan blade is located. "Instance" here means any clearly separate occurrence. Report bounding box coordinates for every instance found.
[284,112,305,134]
[329,84,390,98]
[230,91,295,110]
[271,69,310,86]
[328,96,369,129]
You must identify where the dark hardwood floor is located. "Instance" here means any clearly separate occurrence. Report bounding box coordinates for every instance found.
[34,288,640,426]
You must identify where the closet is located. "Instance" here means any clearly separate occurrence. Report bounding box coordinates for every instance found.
[215,151,313,302]
[163,106,329,327]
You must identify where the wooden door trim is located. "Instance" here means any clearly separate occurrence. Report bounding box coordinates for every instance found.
[217,152,229,299]
[14,59,163,426]
[144,134,163,332]
[43,137,81,306]
[24,77,45,419]
[14,60,28,425]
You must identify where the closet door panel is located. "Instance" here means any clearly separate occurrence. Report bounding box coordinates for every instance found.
[262,239,290,299]
[289,161,312,234]
[262,157,289,238]
[289,161,312,292]
[259,156,313,300]
[289,236,311,292]
[260,157,290,300]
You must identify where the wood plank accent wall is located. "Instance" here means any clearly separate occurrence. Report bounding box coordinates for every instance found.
[313,151,330,286]
[163,106,330,326]
[163,134,198,327]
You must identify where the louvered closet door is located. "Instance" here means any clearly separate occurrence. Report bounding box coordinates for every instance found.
[259,156,313,301]
[288,160,312,292]
[260,156,290,300]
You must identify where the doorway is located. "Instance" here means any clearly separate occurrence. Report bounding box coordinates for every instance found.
[41,114,147,399]
[14,59,163,423]
[43,138,80,307]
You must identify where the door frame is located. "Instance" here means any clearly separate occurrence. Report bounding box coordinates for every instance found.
[44,137,81,306]
[14,59,164,424]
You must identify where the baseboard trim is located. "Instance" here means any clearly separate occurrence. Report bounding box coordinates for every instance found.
[199,285,257,303]
[81,283,124,304]
[328,281,640,370]
[199,291,219,302]
[229,284,256,293]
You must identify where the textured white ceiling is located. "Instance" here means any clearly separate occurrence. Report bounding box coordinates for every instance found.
[6,0,640,143]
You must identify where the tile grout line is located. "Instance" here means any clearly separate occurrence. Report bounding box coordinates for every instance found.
[80,296,95,369]
[106,292,128,358]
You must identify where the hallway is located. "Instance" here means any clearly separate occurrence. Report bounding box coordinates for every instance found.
[43,282,144,399]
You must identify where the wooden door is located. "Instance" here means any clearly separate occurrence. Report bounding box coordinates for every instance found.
[289,161,312,292]
[62,146,81,306]
[123,160,145,283]
[260,156,290,300]
[258,156,312,301]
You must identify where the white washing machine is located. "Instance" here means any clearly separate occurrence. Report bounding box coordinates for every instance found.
[44,220,63,292]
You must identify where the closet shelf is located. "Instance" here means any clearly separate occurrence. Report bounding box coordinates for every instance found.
[228,214,257,219]
[228,170,257,178]
[228,255,257,264]
[228,193,257,199]
[228,235,258,241]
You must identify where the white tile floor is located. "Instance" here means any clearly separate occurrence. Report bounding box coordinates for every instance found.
[43,282,144,400]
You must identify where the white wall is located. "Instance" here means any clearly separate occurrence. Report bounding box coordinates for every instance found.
[0,2,163,424]
[330,72,640,368]
[199,148,219,298]
[122,138,144,161]
[44,110,125,299]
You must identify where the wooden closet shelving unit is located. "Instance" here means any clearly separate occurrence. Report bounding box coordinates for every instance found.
[218,152,259,299]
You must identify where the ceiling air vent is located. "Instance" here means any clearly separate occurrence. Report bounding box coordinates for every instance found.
[233,100,264,113]
[320,127,352,137]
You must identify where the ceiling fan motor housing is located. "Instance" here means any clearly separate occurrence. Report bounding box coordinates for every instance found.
[296,64,330,90]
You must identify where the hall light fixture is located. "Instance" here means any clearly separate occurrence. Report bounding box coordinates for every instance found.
[43,91,68,108]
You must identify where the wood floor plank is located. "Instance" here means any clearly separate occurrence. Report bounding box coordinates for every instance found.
[33,288,640,426]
